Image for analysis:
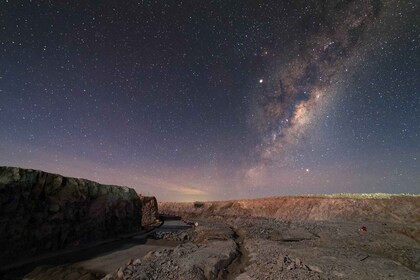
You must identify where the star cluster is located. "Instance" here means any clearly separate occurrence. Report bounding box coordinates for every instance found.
[0,1,418,201]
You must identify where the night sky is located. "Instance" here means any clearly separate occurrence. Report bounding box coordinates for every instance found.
[1,1,419,201]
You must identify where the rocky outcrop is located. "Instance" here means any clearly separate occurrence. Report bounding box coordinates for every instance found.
[139,196,158,226]
[103,221,239,280]
[0,166,142,266]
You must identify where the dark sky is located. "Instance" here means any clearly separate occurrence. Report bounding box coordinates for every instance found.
[1,0,419,201]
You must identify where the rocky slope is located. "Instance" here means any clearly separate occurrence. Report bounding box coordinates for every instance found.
[0,166,142,266]
[160,195,420,223]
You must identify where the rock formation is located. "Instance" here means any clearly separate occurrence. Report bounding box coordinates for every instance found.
[0,166,142,266]
[104,221,239,280]
[139,196,158,227]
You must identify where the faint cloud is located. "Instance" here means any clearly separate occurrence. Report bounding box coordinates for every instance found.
[174,186,208,196]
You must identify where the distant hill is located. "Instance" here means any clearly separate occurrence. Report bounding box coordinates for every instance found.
[160,195,420,223]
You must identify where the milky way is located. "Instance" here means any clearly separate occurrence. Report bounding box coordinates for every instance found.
[252,0,382,164]
[0,0,418,200]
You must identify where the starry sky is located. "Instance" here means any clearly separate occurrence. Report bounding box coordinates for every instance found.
[0,0,419,201]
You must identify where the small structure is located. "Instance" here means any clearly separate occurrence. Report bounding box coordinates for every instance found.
[194,201,204,208]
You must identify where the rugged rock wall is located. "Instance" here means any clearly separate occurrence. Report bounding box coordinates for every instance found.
[160,195,420,224]
[139,196,158,226]
[0,167,142,265]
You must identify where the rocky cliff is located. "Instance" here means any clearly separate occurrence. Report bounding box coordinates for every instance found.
[0,167,142,265]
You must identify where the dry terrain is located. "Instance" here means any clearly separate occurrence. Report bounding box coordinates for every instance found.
[156,195,420,279]
[21,195,420,279]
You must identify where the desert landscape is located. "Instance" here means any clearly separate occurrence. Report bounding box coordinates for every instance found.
[1,0,419,279]
[62,196,420,280]
[156,197,420,279]
[1,166,418,280]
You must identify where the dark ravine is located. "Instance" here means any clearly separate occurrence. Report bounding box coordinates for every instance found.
[2,218,173,280]
[224,228,250,280]
[1,219,166,279]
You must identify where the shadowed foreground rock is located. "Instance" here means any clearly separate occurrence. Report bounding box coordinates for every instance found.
[0,166,142,266]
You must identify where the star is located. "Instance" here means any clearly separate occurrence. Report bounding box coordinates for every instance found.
[0,0,417,200]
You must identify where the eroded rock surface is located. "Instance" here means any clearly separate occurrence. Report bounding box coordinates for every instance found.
[103,221,239,280]
[158,198,420,279]
[0,166,142,265]
[228,217,420,279]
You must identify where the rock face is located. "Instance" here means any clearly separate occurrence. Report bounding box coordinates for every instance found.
[139,196,158,226]
[0,166,142,266]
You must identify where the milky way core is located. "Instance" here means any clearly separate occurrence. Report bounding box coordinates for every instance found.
[251,0,382,164]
